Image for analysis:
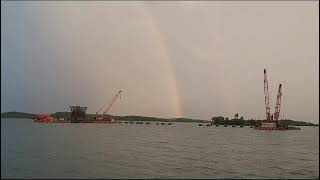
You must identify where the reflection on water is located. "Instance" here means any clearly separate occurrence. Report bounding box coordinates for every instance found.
[1,118,319,179]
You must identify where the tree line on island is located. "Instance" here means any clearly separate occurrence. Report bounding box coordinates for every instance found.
[1,111,318,126]
[211,113,317,126]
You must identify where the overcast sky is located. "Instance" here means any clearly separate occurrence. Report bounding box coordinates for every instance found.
[1,1,319,123]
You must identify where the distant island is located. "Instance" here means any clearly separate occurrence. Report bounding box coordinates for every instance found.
[1,111,318,126]
[1,111,209,123]
[211,116,318,127]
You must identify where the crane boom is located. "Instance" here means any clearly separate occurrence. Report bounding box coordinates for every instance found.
[264,69,272,121]
[95,101,108,115]
[273,84,282,121]
[95,90,122,120]
[102,90,122,116]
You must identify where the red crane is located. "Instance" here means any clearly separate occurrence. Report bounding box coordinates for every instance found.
[95,90,122,120]
[273,84,282,121]
[264,69,272,121]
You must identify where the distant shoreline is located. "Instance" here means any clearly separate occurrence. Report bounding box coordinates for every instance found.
[1,111,318,126]
[0,111,210,124]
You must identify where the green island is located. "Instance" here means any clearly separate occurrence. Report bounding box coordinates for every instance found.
[211,116,318,127]
[1,111,318,126]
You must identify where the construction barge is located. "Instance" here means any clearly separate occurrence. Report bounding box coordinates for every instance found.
[254,69,300,130]
[254,121,300,130]
[34,91,122,124]
[33,106,118,124]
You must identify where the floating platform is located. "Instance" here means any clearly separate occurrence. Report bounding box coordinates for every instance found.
[254,126,301,130]
[254,126,288,130]
[254,122,301,130]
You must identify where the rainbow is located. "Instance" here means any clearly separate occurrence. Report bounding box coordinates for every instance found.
[143,4,182,118]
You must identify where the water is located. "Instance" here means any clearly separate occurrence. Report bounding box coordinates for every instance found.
[1,118,319,179]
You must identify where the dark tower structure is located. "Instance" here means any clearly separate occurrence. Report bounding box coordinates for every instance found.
[70,106,87,122]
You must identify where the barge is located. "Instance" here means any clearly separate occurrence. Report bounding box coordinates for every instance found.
[34,105,118,124]
[254,121,301,130]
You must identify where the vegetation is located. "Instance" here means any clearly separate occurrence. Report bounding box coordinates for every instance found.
[1,111,318,126]
[1,111,209,123]
[211,116,318,126]
[51,113,209,123]
[1,112,36,119]
[51,112,70,119]
[107,116,208,123]
[278,119,317,126]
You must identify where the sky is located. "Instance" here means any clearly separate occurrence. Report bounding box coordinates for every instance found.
[1,1,319,123]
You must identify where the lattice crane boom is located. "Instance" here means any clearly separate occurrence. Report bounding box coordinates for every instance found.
[273,84,282,121]
[102,90,122,116]
[264,69,272,121]
[95,90,122,120]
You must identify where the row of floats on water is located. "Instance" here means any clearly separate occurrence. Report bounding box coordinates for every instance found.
[117,121,251,127]
[198,124,252,128]
[119,121,250,128]
[118,121,173,125]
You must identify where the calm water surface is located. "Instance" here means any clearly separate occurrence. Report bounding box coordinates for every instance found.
[1,118,319,179]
